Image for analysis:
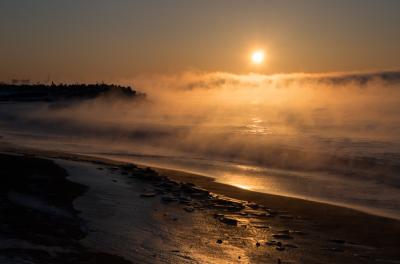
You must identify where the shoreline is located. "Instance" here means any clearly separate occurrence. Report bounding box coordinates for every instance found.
[1,145,400,262]
[92,153,400,221]
[156,167,400,251]
[5,145,399,223]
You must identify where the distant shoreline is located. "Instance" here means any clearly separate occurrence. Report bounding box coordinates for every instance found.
[0,83,144,103]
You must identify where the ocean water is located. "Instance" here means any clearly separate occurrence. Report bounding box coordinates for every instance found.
[2,119,400,220]
[90,123,400,220]
[1,72,400,219]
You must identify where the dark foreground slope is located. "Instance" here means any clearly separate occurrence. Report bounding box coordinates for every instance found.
[0,153,131,264]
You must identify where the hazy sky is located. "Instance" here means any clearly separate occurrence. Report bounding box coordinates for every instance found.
[1,0,399,81]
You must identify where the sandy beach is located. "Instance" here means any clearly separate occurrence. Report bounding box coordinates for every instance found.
[1,145,399,263]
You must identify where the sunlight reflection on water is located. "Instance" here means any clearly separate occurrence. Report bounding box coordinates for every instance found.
[237,117,273,135]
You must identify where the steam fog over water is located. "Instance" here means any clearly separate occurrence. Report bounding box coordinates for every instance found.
[1,70,400,219]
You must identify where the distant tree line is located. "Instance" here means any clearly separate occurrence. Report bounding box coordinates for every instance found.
[0,83,145,102]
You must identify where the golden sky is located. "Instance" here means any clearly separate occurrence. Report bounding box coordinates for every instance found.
[0,0,399,82]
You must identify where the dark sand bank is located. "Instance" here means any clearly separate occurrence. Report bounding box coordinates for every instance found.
[1,145,400,263]
[0,153,131,263]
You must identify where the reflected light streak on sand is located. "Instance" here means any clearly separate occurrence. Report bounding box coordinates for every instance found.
[216,172,278,193]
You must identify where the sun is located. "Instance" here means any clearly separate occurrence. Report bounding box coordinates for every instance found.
[251,50,265,64]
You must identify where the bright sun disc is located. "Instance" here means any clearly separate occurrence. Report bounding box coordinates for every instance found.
[251,50,264,64]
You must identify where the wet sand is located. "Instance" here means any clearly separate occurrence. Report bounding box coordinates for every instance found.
[159,168,400,256]
[1,145,400,263]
